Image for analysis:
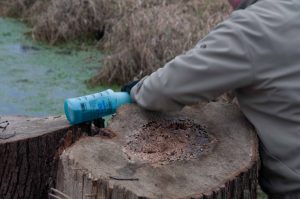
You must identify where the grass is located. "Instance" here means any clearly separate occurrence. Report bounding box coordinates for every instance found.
[0,0,230,85]
[89,0,231,84]
[258,186,268,199]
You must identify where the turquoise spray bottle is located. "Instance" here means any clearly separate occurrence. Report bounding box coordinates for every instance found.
[64,89,132,125]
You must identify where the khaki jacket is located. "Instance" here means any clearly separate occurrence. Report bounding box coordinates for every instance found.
[131,0,300,195]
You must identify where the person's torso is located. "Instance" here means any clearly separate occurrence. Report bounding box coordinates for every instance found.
[235,0,300,193]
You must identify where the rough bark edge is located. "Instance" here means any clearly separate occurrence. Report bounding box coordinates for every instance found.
[57,135,259,199]
[185,133,260,199]
[56,164,148,199]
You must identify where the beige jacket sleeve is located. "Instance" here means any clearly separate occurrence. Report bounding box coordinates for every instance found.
[131,12,254,112]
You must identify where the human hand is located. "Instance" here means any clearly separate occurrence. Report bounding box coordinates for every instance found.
[121,80,140,94]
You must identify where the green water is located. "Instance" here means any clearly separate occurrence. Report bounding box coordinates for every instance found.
[0,18,114,116]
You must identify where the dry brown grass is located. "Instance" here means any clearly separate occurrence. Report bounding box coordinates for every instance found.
[32,0,182,43]
[1,0,230,85]
[32,0,105,43]
[92,3,196,84]
[89,0,230,84]
[0,0,47,24]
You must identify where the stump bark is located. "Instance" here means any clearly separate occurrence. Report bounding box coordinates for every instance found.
[56,102,259,199]
[0,116,90,199]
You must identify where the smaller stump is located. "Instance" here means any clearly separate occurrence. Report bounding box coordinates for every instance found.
[56,102,259,199]
[0,116,89,199]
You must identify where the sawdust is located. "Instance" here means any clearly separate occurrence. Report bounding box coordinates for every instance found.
[124,119,217,164]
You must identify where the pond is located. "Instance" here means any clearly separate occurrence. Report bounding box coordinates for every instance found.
[0,18,114,117]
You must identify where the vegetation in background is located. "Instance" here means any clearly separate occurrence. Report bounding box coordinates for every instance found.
[90,0,229,84]
[0,0,46,23]
[94,0,230,84]
[0,18,110,116]
[0,0,230,84]
[258,188,268,199]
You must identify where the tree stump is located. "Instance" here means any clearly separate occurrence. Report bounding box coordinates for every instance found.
[56,102,259,199]
[0,116,90,199]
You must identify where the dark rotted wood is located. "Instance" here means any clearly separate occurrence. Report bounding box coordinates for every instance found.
[0,116,90,199]
[56,102,259,199]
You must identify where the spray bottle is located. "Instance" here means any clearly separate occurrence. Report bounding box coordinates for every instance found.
[64,89,132,125]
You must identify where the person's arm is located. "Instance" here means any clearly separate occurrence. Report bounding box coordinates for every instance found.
[131,12,254,112]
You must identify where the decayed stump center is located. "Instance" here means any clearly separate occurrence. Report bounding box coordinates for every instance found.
[56,102,259,199]
[125,119,216,164]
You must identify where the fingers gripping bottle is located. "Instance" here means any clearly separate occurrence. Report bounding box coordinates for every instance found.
[64,89,132,125]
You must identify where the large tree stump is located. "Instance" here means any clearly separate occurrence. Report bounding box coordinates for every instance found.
[56,102,259,199]
[0,116,90,199]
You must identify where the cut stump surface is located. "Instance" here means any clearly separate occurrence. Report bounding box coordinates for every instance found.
[57,102,259,199]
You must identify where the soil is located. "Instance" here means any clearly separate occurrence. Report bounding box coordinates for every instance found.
[124,119,217,165]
